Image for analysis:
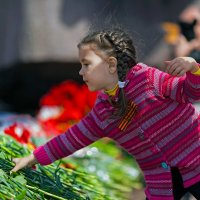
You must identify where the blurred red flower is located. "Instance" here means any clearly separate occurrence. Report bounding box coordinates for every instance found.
[4,123,31,144]
[37,80,97,135]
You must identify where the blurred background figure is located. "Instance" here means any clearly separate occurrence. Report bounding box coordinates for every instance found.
[174,5,200,113]
[174,5,200,62]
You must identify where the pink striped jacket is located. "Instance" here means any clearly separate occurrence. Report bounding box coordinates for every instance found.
[34,63,200,200]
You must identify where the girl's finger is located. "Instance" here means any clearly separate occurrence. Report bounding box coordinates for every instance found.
[177,69,186,77]
[10,163,22,173]
[165,59,178,73]
[11,158,25,173]
[168,63,180,75]
[171,66,183,76]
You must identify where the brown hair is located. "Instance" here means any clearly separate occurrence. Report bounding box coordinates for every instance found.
[78,28,137,116]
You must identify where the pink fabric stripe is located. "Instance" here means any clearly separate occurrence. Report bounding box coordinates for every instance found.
[167,128,196,161]
[145,188,174,200]
[184,173,200,188]
[48,138,68,159]
[66,129,82,149]
[145,105,180,135]
[33,146,52,165]
[57,134,72,155]
[179,146,200,166]
[71,125,92,146]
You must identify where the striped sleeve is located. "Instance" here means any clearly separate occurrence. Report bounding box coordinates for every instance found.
[33,107,103,165]
[148,66,200,103]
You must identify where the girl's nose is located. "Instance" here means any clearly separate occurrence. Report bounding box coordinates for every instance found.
[79,66,84,76]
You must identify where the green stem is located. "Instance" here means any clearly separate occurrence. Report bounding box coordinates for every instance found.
[0,189,15,198]
[0,146,15,156]
[26,185,67,200]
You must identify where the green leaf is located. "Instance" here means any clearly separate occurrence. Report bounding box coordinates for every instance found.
[15,190,27,200]
[13,175,27,185]
[0,169,6,176]
[0,152,6,159]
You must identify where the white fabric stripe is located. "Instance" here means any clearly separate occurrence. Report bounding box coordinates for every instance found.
[126,80,148,97]
[77,121,99,141]
[183,164,200,180]
[70,129,86,147]
[150,188,173,195]
[170,77,179,100]
[157,112,193,149]
[185,154,200,168]
[143,102,178,129]
[44,145,56,162]
[171,142,199,165]
[128,139,150,153]
[60,133,76,153]
[117,130,138,144]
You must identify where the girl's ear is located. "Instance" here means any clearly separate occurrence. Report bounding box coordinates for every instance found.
[108,57,117,74]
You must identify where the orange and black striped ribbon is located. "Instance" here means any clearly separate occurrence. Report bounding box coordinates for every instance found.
[118,101,137,131]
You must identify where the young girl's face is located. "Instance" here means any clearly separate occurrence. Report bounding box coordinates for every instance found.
[79,44,118,91]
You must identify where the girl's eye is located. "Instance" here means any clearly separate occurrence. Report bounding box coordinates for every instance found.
[83,64,89,67]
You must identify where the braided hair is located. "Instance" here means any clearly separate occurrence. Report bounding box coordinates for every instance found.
[78,28,137,116]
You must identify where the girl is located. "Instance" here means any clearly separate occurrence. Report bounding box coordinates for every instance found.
[11,29,200,200]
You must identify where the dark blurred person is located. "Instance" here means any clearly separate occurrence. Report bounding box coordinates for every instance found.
[175,6,200,63]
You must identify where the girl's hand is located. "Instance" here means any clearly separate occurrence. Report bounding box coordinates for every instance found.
[165,57,199,76]
[10,154,38,173]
